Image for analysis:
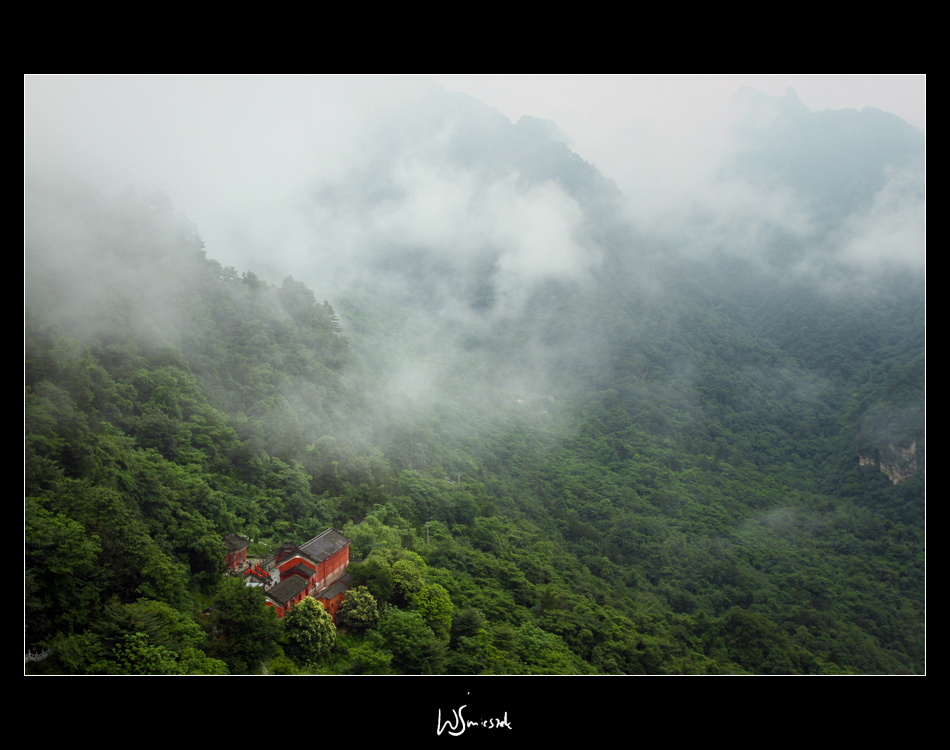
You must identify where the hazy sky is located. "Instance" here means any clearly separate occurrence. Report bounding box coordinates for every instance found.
[24,75,925,287]
[433,74,924,211]
[431,74,926,132]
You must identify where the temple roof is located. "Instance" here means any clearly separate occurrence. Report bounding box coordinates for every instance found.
[222,533,248,553]
[299,528,350,563]
[315,573,352,601]
[264,576,310,606]
[285,562,316,580]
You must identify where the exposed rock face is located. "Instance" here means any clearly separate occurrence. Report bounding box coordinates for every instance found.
[858,442,919,484]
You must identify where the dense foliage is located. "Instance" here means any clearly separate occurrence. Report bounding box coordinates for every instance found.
[25,90,924,675]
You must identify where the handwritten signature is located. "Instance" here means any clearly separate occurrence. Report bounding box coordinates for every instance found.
[437,703,512,736]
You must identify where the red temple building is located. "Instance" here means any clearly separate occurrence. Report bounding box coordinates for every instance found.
[222,533,248,571]
[314,574,353,625]
[260,528,352,619]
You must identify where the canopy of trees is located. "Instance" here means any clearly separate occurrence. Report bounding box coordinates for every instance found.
[25,88,923,675]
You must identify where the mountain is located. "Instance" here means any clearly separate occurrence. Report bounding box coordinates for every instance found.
[727,86,924,235]
[25,82,924,674]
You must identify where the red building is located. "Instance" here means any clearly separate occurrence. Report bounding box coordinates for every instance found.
[263,528,351,619]
[262,576,311,618]
[314,574,353,625]
[222,533,248,571]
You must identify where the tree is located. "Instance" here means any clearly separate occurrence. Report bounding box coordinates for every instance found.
[343,643,393,675]
[370,608,446,675]
[387,550,428,605]
[514,623,588,675]
[322,301,342,334]
[280,276,317,324]
[25,497,101,644]
[205,579,280,674]
[46,598,228,675]
[412,583,454,639]
[450,607,487,646]
[347,557,395,604]
[282,598,335,667]
[350,547,428,606]
[338,586,379,632]
[446,607,496,675]
[105,631,179,675]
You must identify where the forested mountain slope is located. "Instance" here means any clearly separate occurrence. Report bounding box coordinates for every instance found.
[25,85,923,674]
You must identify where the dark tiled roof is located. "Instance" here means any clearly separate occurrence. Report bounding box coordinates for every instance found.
[265,576,310,605]
[315,576,351,600]
[285,562,315,580]
[222,534,248,553]
[299,528,350,563]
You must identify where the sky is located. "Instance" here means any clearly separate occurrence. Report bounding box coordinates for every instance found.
[24,75,925,289]
[430,74,926,132]
[432,75,924,209]
[431,74,925,183]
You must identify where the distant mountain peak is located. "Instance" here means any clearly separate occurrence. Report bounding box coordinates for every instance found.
[729,86,810,125]
[515,114,569,145]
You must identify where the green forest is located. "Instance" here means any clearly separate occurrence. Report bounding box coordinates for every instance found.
[25,83,924,675]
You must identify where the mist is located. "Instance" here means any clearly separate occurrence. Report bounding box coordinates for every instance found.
[24,75,926,676]
[24,74,925,415]
[25,76,924,287]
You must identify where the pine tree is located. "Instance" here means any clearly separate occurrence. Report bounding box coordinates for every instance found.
[323,301,342,334]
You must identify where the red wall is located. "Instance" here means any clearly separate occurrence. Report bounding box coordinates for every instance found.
[224,548,246,570]
[321,546,349,586]
[264,541,350,620]
[315,590,347,624]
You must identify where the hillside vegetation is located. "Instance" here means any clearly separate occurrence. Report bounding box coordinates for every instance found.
[25,87,924,674]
